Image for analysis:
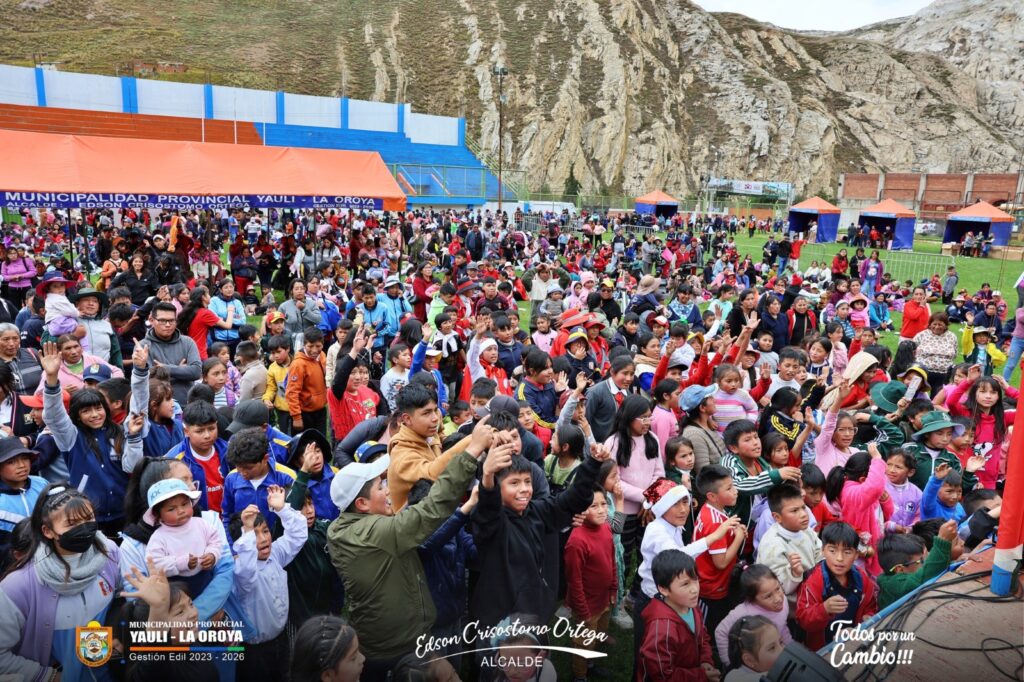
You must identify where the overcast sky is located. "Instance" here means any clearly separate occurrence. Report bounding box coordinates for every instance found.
[693,0,934,31]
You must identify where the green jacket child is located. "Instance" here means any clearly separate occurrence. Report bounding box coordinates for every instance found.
[905,412,978,491]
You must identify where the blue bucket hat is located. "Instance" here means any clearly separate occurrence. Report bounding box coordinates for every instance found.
[679,384,717,412]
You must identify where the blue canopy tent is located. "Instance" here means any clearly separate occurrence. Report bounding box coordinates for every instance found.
[944,201,1015,246]
[634,190,679,217]
[859,198,916,250]
[787,196,840,242]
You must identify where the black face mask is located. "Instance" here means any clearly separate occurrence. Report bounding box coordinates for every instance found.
[57,521,98,554]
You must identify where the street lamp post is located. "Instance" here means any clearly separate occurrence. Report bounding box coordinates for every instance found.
[492,65,509,216]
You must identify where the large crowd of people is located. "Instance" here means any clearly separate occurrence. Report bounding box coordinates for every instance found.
[0,204,1017,682]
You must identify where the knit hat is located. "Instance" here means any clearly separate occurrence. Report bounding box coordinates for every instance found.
[477,338,497,354]
[642,478,690,519]
[566,328,589,347]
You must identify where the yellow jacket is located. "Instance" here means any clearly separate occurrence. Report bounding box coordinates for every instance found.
[263,361,291,412]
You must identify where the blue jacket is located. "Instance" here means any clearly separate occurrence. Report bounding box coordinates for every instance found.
[266,426,293,465]
[496,339,525,378]
[208,295,246,342]
[757,311,790,354]
[869,301,892,328]
[517,378,559,429]
[165,437,231,513]
[418,509,478,628]
[221,460,297,533]
[0,476,47,560]
[378,294,411,336]
[922,475,966,522]
[410,342,449,412]
[668,300,703,330]
[357,302,397,346]
[42,383,143,523]
[143,419,185,460]
[291,468,340,521]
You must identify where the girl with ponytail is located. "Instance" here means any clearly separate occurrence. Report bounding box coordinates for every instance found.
[823,444,891,576]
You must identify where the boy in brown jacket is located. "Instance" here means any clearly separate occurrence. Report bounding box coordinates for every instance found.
[286,327,327,436]
[386,383,471,511]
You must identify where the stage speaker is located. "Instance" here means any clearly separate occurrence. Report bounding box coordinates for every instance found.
[765,641,842,682]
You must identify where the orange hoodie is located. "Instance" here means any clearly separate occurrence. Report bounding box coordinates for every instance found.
[285,351,327,417]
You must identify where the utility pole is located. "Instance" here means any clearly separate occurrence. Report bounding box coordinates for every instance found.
[492,64,509,215]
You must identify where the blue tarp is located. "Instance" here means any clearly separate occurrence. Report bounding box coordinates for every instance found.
[789,209,840,242]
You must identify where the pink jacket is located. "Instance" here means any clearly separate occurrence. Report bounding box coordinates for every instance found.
[946,378,1018,489]
[839,458,892,576]
[649,405,679,460]
[813,410,854,476]
[605,433,665,515]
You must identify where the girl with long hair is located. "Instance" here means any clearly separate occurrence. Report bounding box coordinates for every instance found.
[824,444,891,576]
[177,286,234,361]
[945,372,1016,489]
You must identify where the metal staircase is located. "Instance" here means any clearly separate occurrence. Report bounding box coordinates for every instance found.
[465,137,526,201]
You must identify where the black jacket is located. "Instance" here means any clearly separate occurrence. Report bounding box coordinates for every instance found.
[469,454,600,626]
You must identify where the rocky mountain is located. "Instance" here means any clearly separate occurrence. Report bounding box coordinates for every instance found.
[0,0,1018,199]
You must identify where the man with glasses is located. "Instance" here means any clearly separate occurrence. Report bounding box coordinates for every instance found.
[144,301,202,404]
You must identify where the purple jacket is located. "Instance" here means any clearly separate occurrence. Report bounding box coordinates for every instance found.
[0,539,120,681]
[1,258,35,290]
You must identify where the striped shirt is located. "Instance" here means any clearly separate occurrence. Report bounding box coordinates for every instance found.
[713,388,759,435]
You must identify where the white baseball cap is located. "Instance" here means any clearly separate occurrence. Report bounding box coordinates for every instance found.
[330,455,391,512]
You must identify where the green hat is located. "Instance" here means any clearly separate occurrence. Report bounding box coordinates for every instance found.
[870,381,906,414]
[912,411,965,441]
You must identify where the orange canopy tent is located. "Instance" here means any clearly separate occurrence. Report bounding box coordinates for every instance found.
[0,128,406,211]
[788,196,840,242]
[944,200,1014,246]
[635,190,679,216]
[858,198,916,250]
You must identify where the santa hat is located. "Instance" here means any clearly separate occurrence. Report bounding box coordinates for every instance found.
[477,338,497,353]
[642,478,690,519]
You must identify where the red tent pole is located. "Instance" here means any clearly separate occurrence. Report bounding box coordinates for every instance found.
[992,388,1024,595]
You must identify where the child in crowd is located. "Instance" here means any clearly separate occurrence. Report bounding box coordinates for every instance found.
[720,420,801,526]
[263,335,293,434]
[637,549,717,682]
[209,341,242,404]
[756,484,823,603]
[228,484,308,680]
[922,461,982,522]
[221,427,297,533]
[144,478,221,596]
[712,365,758,435]
[664,436,694,489]
[801,463,837,534]
[824,445,889,576]
[443,400,473,437]
[235,341,268,402]
[286,327,328,435]
[286,429,339,521]
[564,486,617,681]
[723,615,786,682]
[531,314,557,353]
[693,464,749,635]
[38,273,88,352]
[201,357,234,408]
[766,348,804,399]
[651,380,682,455]
[884,449,922,533]
[796,522,878,650]
[877,519,956,609]
[544,423,583,495]
[167,400,229,513]
[905,412,978,492]
[0,438,47,562]
[715,565,792,668]
[945,372,1015,490]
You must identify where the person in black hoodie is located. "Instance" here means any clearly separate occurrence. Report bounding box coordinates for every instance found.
[469,410,609,628]
[611,312,642,353]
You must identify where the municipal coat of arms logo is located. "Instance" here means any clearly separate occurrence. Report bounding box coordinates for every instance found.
[76,621,113,667]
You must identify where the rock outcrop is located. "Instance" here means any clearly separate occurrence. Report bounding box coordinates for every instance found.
[0,0,1018,198]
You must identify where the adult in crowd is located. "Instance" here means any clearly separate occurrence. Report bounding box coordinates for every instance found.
[831,248,849,278]
[900,286,930,340]
[279,279,323,338]
[1,247,35,309]
[145,301,203,404]
[0,484,121,682]
[98,243,128,291]
[32,333,123,395]
[72,286,122,368]
[859,250,885,293]
[208,278,247,355]
[410,262,434,322]
[113,253,160,306]
[912,312,959,393]
[231,245,259,293]
[0,323,42,394]
[178,286,236,361]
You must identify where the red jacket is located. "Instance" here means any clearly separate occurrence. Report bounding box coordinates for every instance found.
[636,597,714,681]
[786,308,817,339]
[796,562,878,651]
[411,275,431,322]
[900,300,930,339]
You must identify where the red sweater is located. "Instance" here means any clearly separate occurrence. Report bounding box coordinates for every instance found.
[564,522,616,620]
[637,597,714,681]
[900,300,930,339]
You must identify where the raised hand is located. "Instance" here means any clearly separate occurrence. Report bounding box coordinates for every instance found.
[40,341,62,378]
[300,442,323,473]
[575,371,589,394]
[266,485,286,511]
[553,371,569,393]
[589,443,612,463]
[968,364,982,381]
[933,462,951,480]
[467,415,494,457]
[240,504,260,531]
[131,340,150,369]
[482,442,515,479]
[867,442,881,459]
[965,454,987,473]
[127,412,145,436]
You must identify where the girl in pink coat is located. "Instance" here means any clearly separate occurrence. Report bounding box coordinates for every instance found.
[823,443,892,576]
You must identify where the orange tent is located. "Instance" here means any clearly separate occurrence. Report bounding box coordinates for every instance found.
[859,198,915,217]
[944,200,1014,246]
[789,196,840,214]
[0,128,406,211]
[947,200,1013,222]
[635,190,679,216]
[635,190,679,205]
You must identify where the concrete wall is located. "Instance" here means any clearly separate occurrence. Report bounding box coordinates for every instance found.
[136,79,205,118]
[348,99,398,133]
[43,70,122,112]
[0,65,38,106]
[0,64,464,145]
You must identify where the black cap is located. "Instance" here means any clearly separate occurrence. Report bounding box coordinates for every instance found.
[0,437,36,465]
[227,399,270,434]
